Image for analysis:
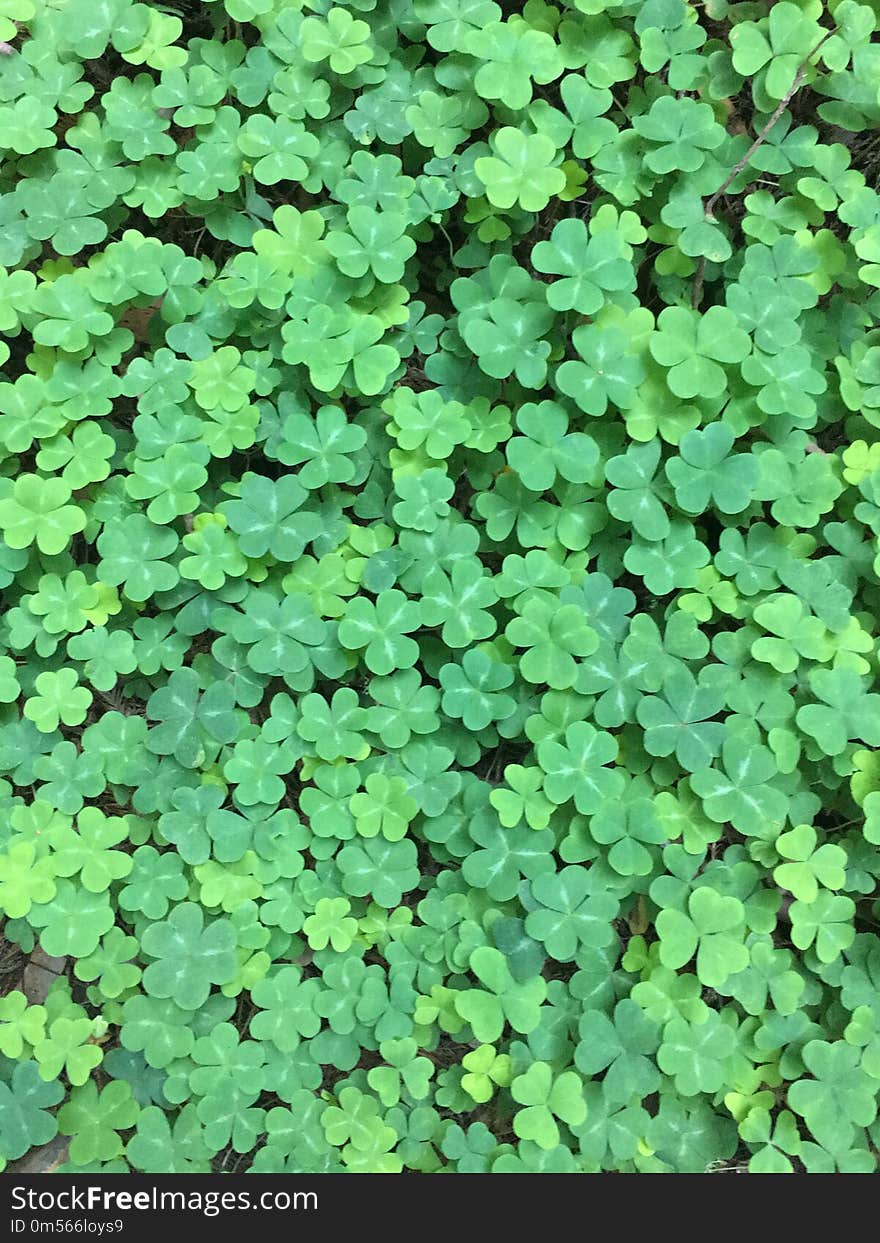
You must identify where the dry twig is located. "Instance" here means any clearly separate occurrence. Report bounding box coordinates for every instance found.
[691,27,836,309]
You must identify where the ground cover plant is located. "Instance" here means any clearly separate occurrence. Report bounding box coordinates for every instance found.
[1,0,880,1177]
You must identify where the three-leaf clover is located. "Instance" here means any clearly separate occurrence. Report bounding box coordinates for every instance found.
[511,1062,586,1150]
[141,903,238,1010]
[475,129,566,213]
[656,887,750,987]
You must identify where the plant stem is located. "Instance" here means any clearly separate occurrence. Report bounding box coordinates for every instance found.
[691,26,837,309]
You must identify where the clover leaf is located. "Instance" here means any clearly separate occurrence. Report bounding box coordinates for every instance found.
[455,946,547,1043]
[0,475,86,555]
[525,867,619,961]
[656,888,749,987]
[532,218,635,314]
[141,903,237,1010]
[0,1061,64,1162]
[511,1062,586,1150]
[475,129,566,213]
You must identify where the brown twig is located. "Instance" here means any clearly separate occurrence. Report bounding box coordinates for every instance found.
[691,26,837,309]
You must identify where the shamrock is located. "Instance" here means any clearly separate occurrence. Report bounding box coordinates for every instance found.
[690,736,788,832]
[392,470,453,533]
[119,995,197,1070]
[787,1040,878,1150]
[656,887,750,987]
[337,835,420,907]
[363,669,439,749]
[751,595,834,673]
[302,897,359,953]
[575,1000,661,1105]
[651,307,751,400]
[633,95,725,173]
[407,90,488,158]
[468,20,563,110]
[326,208,416,284]
[384,387,471,461]
[729,2,826,99]
[506,599,598,690]
[127,1105,212,1174]
[0,840,55,919]
[24,670,93,733]
[439,650,514,731]
[556,324,645,416]
[28,881,115,958]
[126,446,209,523]
[221,590,326,679]
[38,421,115,488]
[645,1096,738,1172]
[277,405,367,486]
[339,589,421,675]
[489,765,554,831]
[789,891,856,964]
[532,218,635,314]
[146,668,240,768]
[32,742,106,816]
[462,818,555,902]
[772,824,847,903]
[721,938,804,1017]
[158,786,228,866]
[296,688,369,761]
[665,424,757,516]
[367,1038,434,1107]
[537,721,625,814]
[30,275,114,352]
[73,927,142,999]
[511,1062,587,1150]
[657,1012,737,1096]
[419,559,498,649]
[250,967,322,1052]
[0,475,86,555]
[455,946,547,1043]
[636,668,726,771]
[506,402,599,491]
[460,1045,512,1104]
[237,114,318,185]
[34,1016,103,1086]
[224,474,324,564]
[0,992,47,1060]
[475,129,566,213]
[587,787,668,877]
[58,1080,139,1166]
[47,807,133,891]
[460,295,555,387]
[322,1086,400,1172]
[754,447,843,528]
[0,95,57,154]
[29,570,100,637]
[605,438,670,540]
[524,867,619,960]
[796,668,880,755]
[301,7,374,74]
[67,627,138,692]
[141,903,238,1010]
[0,851,52,929]
[222,737,294,805]
[350,773,418,841]
[575,1084,651,1168]
[281,305,400,395]
[0,1061,64,1162]
[662,188,732,262]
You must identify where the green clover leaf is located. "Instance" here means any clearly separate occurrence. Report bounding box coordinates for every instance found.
[141,902,238,1010]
